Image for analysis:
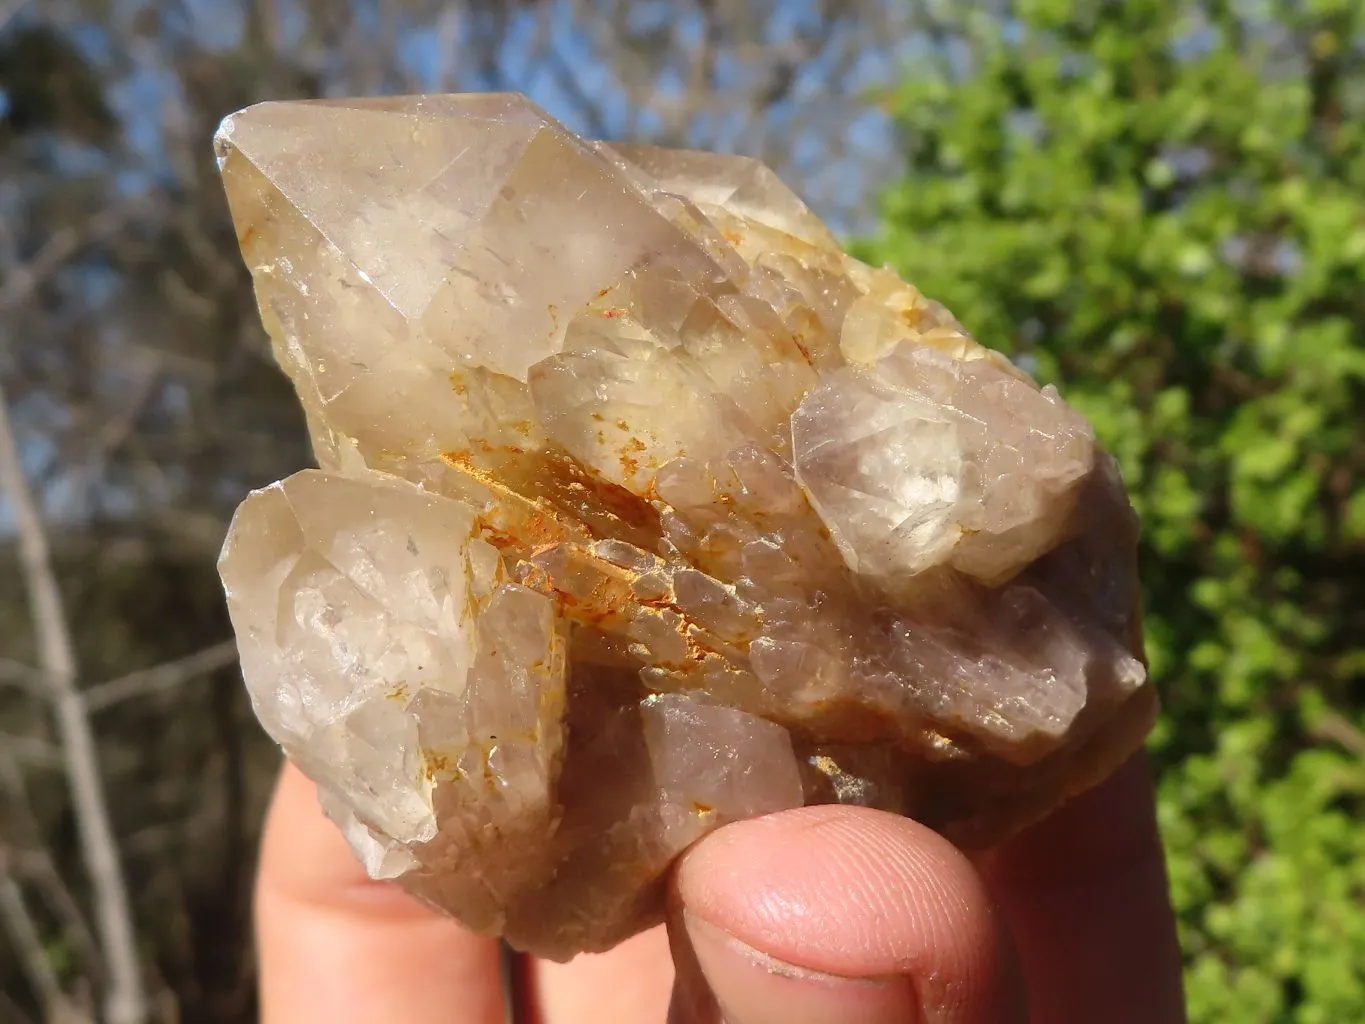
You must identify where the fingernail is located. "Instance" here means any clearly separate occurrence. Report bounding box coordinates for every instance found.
[681,910,921,1024]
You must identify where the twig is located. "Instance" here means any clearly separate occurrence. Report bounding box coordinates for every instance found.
[1311,710,1365,757]
[543,33,614,140]
[0,856,85,1021]
[148,507,230,553]
[0,734,62,769]
[0,657,45,696]
[63,354,162,510]
[0,197,150,315]
[0,754,101,979]
[85,641,239,712]
[0,379,147,1024]
[430,6,462,91]
[0,1,27,34]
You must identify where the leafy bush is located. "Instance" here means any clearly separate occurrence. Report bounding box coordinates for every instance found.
[858,2,1365,1019]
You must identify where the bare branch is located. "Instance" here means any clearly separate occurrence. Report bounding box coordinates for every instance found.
[86,641,239,712]
[0,754,101,980]
[0,657,45,696]
[0,844,93,1023]
[543,28,614,139]
[247,0,280,53]
[0,378,148,1024]
[147,507,230,553]
[0,383,76,686]
[1311,709,1365,757]
[0,197,151,316]
[0,733,63,768]
[430,7,462,91]
[0,862,66,1017]
[63,354,162,511]
[0,0,28,34]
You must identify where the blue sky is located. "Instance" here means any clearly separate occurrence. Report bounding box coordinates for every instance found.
[40,0,917,232]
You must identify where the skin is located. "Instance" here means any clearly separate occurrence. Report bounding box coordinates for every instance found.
[256,753,1185,1023]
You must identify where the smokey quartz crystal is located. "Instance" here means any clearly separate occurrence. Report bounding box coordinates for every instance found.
[214,93,1156,960]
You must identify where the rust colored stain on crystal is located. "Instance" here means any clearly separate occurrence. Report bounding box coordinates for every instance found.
[216,92,1154,964]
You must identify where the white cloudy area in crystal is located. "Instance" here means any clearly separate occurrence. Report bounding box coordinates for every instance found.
[214,93,1157,960]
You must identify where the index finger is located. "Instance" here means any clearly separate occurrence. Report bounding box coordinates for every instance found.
[982,752,1186,1023]
[255,762,507,1024]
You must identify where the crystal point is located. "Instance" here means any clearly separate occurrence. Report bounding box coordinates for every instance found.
[216,93,1156,960]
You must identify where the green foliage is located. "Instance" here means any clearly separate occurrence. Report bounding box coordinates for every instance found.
[860,2,1365,1018]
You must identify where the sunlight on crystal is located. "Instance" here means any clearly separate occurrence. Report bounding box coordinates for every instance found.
[215,93,1155,960]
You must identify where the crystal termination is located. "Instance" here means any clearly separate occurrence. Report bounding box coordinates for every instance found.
[215,93,1156,960]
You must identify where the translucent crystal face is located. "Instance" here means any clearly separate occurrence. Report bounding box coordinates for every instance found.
[215,93,1155,960]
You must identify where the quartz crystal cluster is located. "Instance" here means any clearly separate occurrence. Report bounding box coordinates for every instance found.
[215,94,1156,960]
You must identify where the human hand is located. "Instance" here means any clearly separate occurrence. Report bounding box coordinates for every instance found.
[255,754,1184,1023]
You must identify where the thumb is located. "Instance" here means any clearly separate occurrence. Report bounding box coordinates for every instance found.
[666,805,1027,1024]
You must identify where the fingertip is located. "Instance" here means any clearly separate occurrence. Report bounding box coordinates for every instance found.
[672,805,1026,1023]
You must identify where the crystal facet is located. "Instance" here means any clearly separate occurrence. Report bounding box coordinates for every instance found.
[215,93,1156,960]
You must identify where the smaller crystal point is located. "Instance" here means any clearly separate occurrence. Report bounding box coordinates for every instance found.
[217,93,1156,960]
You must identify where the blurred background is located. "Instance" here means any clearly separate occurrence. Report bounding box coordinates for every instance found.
[0,1,1362,1021]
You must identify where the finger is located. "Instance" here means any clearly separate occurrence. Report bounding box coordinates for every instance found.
[670,805,1028,1024]
[982,752,1185,1023]
[526,923,675,1023]
[255,761,506,1024]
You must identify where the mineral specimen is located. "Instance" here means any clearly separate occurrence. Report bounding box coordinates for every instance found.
[214,93,1157,960]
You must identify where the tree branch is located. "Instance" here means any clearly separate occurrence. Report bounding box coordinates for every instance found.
[0,753,101,983]
[85,641,239,712]
[63,353,162,513]
[1311,709,1365,757]
[0,197,150,316]
[0,733,63,768]
[0,657,45,697]
[0,378,147,1024]
[0,861,69,1019]
[0,1,27,34]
